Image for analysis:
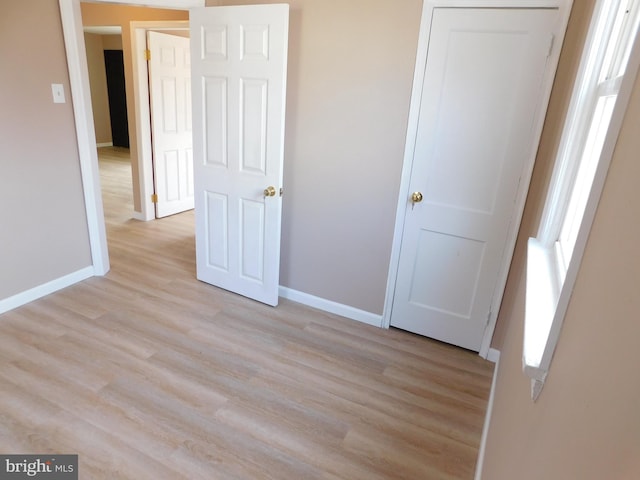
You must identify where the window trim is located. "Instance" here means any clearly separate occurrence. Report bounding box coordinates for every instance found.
[524,0,640,400]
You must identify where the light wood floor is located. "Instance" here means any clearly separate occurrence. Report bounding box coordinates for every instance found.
[0,147,494,479]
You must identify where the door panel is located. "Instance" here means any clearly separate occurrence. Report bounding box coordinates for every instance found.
[191,5,289,306]
[391,8,557,351]
[148,31,193,218]
[204,78,228,167]
[241,79,268,174]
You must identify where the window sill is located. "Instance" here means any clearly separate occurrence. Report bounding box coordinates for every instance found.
[524,237,562,400]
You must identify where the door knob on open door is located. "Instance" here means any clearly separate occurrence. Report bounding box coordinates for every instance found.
[411,191,423,204]
[264,186,277,197]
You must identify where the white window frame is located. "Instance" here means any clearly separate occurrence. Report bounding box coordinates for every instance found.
[524,0,640,400]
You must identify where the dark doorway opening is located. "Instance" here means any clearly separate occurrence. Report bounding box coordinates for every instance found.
[104,50,129,148]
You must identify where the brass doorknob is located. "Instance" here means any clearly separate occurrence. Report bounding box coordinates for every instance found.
[411,191,423,203]
[264,186,277,197]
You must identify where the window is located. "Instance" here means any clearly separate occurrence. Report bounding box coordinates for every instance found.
[524,0,640,400]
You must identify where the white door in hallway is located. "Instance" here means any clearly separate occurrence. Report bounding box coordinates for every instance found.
[391,8,558,351]
[190,5,289,306]
[148,30,194,218]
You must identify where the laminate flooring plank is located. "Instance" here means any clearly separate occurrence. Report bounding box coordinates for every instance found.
[0,364,188,479]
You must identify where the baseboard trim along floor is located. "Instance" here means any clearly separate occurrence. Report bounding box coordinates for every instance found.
[0,266,94,315]
[279,286,384,328]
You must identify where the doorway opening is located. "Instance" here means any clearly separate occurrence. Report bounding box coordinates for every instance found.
[83,13,190,223]
[104,49,129,149]
[83,25,128,149]
[61,0,196,274]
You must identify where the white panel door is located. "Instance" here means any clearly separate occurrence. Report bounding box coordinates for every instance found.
[391,8,557,351]
[190,5,288,306]
[148,31,194,218]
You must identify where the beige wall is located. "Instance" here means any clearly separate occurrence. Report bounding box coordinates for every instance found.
[102,35,124,50]
[81,3,189,212]
[207,0,423,313]
[84,33,113,145]
[482,1,640,478]
[0,0,92,299]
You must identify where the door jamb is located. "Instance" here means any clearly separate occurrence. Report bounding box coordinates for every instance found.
[381,0,573,358]
[59,0,109,275]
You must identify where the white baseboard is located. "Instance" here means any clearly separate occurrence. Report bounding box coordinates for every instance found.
[96,142,113,148]
[474,350,501,480]
[132,210,153,221]
[487,347,501,364]
[278,286,383,328]
[0,266,94,315]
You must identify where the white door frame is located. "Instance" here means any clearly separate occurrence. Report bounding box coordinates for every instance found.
[57,0,204,273]
[381,0,573,358]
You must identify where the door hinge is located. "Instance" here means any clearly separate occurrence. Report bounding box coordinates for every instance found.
[144,49,151,61]
[151,194,158,203]
[486,308,492,327]
[547,34,555,58]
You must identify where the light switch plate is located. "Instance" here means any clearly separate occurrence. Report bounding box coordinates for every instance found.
[51,83,66,104]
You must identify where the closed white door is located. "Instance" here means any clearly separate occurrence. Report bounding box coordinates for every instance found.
[190,5,289,306]
[391,8,557,351]
[148,31,194,218]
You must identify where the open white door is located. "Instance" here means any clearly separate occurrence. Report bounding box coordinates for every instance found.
[391,8,558,351]
[148,31,194,218]
[190,5,289,306]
